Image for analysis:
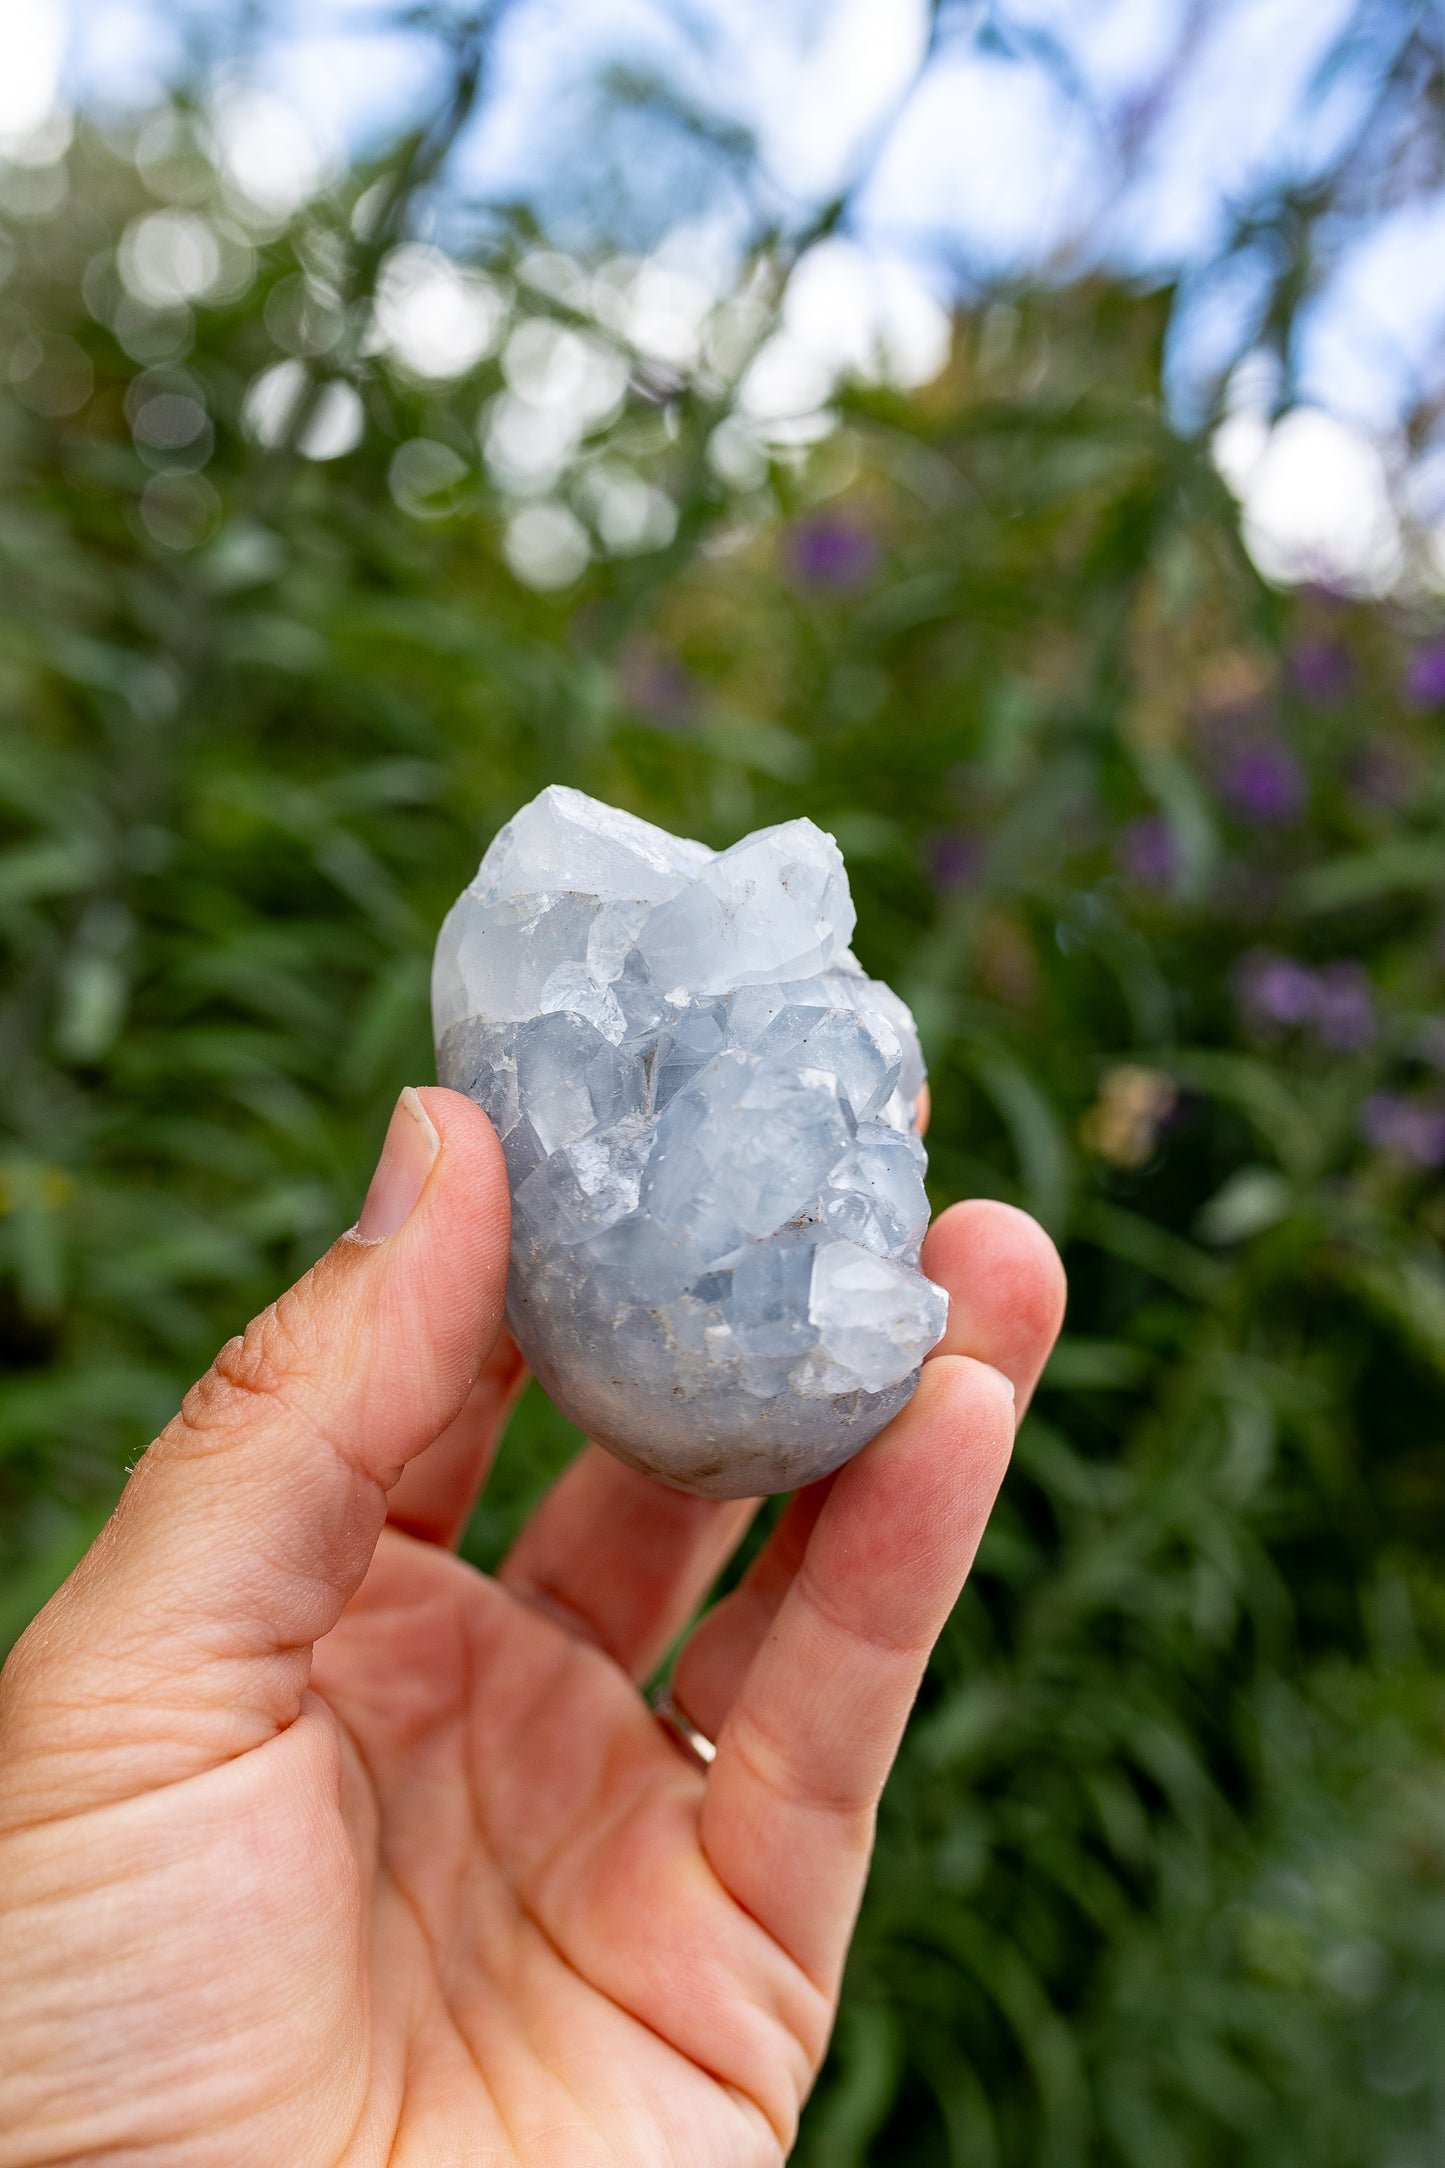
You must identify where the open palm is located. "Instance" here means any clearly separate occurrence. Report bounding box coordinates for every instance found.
[0,1089,1063,2167]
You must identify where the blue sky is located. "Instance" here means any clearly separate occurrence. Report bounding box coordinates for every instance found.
[61,0,1356,265]
[46,0,1440,439]
[1,0,1441,589]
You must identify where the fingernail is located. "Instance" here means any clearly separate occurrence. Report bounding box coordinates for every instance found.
[354,1088,440,1243]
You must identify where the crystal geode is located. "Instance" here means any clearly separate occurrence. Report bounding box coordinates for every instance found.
[433,787,946,1497]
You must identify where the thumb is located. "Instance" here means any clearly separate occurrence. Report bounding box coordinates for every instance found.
[0,1087,509,1820]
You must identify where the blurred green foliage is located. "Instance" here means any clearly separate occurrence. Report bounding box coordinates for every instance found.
[5,77,1445,2167]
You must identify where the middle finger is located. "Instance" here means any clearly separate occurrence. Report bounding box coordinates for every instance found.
[497,1447,759,1679]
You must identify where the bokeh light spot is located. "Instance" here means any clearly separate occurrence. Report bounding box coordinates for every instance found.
[503,499,590,589]
[211,91,334,221]
[389,437,470,518]
[575,464,677,555]
[137,471,220,551]
[9,331,92,417]
[373,243,506,381]
[243,362,363,460]
[119,211,222,307]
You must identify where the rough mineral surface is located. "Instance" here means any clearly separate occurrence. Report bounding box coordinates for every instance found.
[433,787,947,1497]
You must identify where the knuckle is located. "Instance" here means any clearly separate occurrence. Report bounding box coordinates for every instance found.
[176,1295,311,1444]
[729,1699,873,1821]
[218,1300,300,1399]
[797,1558,932,1665]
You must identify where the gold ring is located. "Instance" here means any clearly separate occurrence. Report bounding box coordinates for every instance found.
[651,1685,716,1770]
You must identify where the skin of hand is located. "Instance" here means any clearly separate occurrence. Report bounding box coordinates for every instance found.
[0,1085,1064,2168]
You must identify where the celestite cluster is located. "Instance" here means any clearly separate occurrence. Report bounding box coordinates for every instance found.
[433,787,947,1497]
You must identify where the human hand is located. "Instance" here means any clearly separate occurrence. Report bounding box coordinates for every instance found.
[0,1086,1064,2167]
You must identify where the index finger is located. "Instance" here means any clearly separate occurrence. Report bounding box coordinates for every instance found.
[385,1329,528,1547]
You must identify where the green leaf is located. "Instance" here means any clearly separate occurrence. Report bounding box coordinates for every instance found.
[958,1035,1073,1231]
[1195,1167,1293,1245]
[1043,1336,1156,1389]
[1293,837,1445,914]
[1076,1200,1224,1300]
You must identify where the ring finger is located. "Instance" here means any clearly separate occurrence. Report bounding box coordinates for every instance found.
[668,1197,1064,1741]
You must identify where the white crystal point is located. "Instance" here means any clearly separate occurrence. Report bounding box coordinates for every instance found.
[431,787,712,1039]
[807,1241,949,1393]
[434,787,943,1498]
[635,818,856,999]
[478,783,711,904]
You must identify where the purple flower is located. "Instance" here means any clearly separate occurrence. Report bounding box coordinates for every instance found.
[1312,962,1376,1051]
[1118,814,1177,891]
[1237,951,1320,1030]
[1403,640,1445,709]
[929,829,982,891]
[1409,1108,1445,1167]
[786,513,879,591]
[1289,636,1354,706]
[1220,742,1307,826]
[1360,1092,1445,1168]
[1236,951,1378,1051]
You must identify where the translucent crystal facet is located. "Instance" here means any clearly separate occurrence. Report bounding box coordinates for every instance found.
[434,786,947,1497]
